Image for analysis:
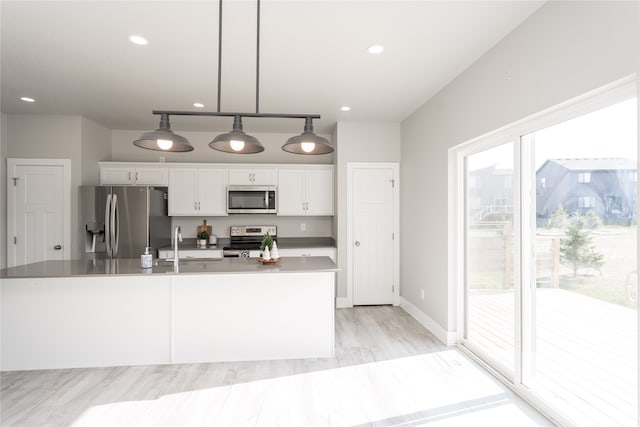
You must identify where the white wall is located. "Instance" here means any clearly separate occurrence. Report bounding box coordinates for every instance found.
[401,1,639,332]
[6,115,83,260]
[81,117,111,185]
[0,114,7,268]
[335,121,401,298]
[4,115,112,261]
[112,129,334,164]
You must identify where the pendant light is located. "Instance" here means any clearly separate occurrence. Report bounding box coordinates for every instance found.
[133,0,332,155]
[282,117,334,154]
[133,113,193,152]
[210,115,264,153]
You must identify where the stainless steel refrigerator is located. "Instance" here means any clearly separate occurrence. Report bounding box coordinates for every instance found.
[80,186,171,259]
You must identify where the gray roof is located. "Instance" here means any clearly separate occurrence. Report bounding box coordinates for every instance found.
[548,158,637,171]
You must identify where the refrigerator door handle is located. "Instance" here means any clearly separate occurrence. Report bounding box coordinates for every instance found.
[105,194,112,257]
[112,194,119,257]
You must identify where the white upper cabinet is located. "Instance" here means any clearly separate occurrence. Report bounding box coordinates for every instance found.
[277,166,334,216]
[305,168,335,215]
[168,167,228,216]
[100,164,168,186]
[277,170,306,215]
[99,162,333,217]
[229,167,276,186]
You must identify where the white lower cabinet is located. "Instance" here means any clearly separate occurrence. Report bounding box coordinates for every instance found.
[157,249,223,259]
[1,271,335,370]
[277,248,336,262]
[168,167,228,216]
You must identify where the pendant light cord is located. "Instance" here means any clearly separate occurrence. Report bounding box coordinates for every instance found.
[256,0,260,114]
[217,0,223,112]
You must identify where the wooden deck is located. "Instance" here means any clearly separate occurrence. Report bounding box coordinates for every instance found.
[468,288,638,426]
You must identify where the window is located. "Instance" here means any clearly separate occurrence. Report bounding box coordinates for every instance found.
[455,80,637,427]
[577,196,596,208]
[578,172,591,183]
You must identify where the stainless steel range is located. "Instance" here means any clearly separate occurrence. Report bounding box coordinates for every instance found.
[222,225,276,258]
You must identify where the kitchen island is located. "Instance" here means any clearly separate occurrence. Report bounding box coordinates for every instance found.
[1,257,338,371]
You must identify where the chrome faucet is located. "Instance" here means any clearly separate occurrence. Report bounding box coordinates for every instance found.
[173,225,182,272]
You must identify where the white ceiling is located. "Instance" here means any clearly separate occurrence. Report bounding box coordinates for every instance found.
[1,1,544,134]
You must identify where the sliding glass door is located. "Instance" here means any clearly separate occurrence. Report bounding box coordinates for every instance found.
[522,98,638,426]
[459,82,638,426]
[464,142,515,374]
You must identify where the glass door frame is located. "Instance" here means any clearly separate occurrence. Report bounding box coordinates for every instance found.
[451,75,638,427]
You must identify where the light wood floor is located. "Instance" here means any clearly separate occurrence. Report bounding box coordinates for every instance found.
[1,306,552,426]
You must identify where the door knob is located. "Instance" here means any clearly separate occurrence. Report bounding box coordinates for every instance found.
[354,241,360,246]
[54,245,62,250]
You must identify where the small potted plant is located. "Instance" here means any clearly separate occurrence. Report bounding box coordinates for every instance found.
[260,232,274,260]
[197,229,209,248]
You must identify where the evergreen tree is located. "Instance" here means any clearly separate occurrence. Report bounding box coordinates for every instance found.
[560,215,604,277]
[585,210,603,229]
[550,204,568,229]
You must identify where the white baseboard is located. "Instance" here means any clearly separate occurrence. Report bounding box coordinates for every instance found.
[335,297,352,308]
[400,297,457,346]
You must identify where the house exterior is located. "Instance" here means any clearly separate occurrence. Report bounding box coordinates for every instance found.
[536,158,637,221]
[467,165,513,224]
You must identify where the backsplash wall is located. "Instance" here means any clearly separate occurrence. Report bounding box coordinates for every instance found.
[171,215,334,238]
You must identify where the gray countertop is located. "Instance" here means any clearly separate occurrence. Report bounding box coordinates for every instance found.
[0,256,339,279]
[158,237,336,252]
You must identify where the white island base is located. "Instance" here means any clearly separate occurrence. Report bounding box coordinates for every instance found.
[1,265,335,371]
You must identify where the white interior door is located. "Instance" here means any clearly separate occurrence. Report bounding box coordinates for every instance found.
[349,163,399,305]
[7,159,70,267]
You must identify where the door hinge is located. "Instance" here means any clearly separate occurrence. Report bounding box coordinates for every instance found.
[12,177,19,186]
[14,236,17,244]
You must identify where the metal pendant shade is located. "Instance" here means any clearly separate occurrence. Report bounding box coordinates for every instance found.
[282,117,334,154]
[133,114,193,152]
[209,116,264,154]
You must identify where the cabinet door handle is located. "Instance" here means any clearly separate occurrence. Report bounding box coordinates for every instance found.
[128,171,132,182]
[195,201,198,211]
[54,245,62,250]
[135,171,139,182]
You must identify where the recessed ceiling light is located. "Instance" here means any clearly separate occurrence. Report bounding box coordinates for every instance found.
[193,102,205,108]
[20,97,35,103]
[129,35,148,46]
[340,106,351,112]
[367,45,384,54]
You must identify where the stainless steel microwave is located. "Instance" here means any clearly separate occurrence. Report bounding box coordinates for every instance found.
[227,186,277,214]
